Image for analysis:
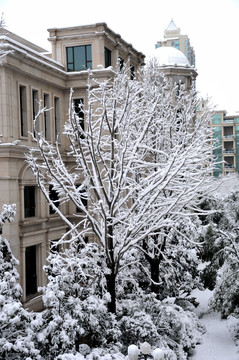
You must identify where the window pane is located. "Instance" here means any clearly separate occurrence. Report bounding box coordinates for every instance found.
[78,46,86,70]
[25,245,37,296]
[20,85,28,137]
[68,63,74,71]
[49,184,60,214]
[67,47,73,63]
[86,45,92,61]
[24,186,35,217]
[105,47,111,67]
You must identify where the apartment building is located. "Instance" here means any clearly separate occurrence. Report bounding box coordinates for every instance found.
[155,19,195,67]
[210,110,239,177]
[0,23,145,310]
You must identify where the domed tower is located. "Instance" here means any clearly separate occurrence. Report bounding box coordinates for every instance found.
[150,46,198,91]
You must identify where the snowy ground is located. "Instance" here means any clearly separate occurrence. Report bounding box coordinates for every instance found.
[188,289,239,360]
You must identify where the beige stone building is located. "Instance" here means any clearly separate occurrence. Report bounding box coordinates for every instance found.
[0,23,145,310]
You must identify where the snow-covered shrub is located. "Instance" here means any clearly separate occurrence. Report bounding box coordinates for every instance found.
[32,241,121,358]
[117,291,203,360]
[210,259,239,318]
[205,190,239,318]
[228,314,239,348]
[0,225,40,359]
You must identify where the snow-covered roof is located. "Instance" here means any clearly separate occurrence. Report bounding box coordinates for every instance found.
[151,46,190,67]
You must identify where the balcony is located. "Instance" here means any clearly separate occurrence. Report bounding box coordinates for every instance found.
[223,149,234,154]
[223,119,234,124]
[223,134,234,139]
[224,164,234,169]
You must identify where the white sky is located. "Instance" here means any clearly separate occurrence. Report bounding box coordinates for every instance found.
[1,0,239,113]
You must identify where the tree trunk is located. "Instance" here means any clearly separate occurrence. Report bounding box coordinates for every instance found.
[106,221,116,314]
[106,268,116,314]
[150,257,160,295]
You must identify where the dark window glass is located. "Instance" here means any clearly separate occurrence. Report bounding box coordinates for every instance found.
[54,97,60,141]
[105,47,111,67]
[49,185,60,214]
[74,98,84,137]
[24,186,35,217]
[44,93,51,141]
[76,184,88,212]
[130,65,135,80]
[20,85,27,137]
[32,90,39,137]
[66,45,92,72]
[32,90,39,120]
[118,57,124,72]
[50,240,60,253]
[25,245,37,296]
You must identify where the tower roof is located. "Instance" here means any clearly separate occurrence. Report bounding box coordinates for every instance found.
[166,19,178,31]
[152,46,190,67]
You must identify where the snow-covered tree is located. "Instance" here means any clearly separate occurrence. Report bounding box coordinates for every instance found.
[26,63,215,314]
[32,240,120,359]
[208,190,239,318]
[0,204,40,359]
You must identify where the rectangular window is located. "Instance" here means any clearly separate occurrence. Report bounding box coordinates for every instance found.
[50,240,60,253]
[54,97,60,141]
[130,65,135,80]
[66,45,92,71]
[44,93,51,141]
[20,85,28,137]
[76,184,88,212]
[74,98,84,137]
[25,245,37,297]
[49,184,60,214]
[118,57,124,72]
[104,47,111,67]
[32,90,39,136]
[24,186,35,218]
[32,90,39,120]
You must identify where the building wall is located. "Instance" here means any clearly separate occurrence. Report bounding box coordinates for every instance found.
[211,110,239,177]
[0,23,145,310]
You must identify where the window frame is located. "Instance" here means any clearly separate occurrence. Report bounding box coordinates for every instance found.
[66,45,92,72]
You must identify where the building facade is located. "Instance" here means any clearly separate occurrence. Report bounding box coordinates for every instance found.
[0,23,145,310]
[155,19,195,67]
[210,109,239,177]
[151,46,197,91]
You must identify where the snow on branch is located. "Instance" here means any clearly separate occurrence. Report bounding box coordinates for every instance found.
[0,204,16,234]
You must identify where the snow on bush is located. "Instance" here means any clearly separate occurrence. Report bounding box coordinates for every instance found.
[117,292,203,360]
[31,241,121,359]
[0,204,40,359]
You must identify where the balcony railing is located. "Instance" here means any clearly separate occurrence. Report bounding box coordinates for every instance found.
[223,135,234,139]
[224,149,234,154]
[224,164,234,169]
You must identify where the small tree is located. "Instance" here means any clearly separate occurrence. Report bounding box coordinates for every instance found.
[209,190,239,318]
[27,64,215,314]
[0,204,40,359]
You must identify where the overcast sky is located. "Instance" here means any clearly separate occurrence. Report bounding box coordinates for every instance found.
[1,0,239,113]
